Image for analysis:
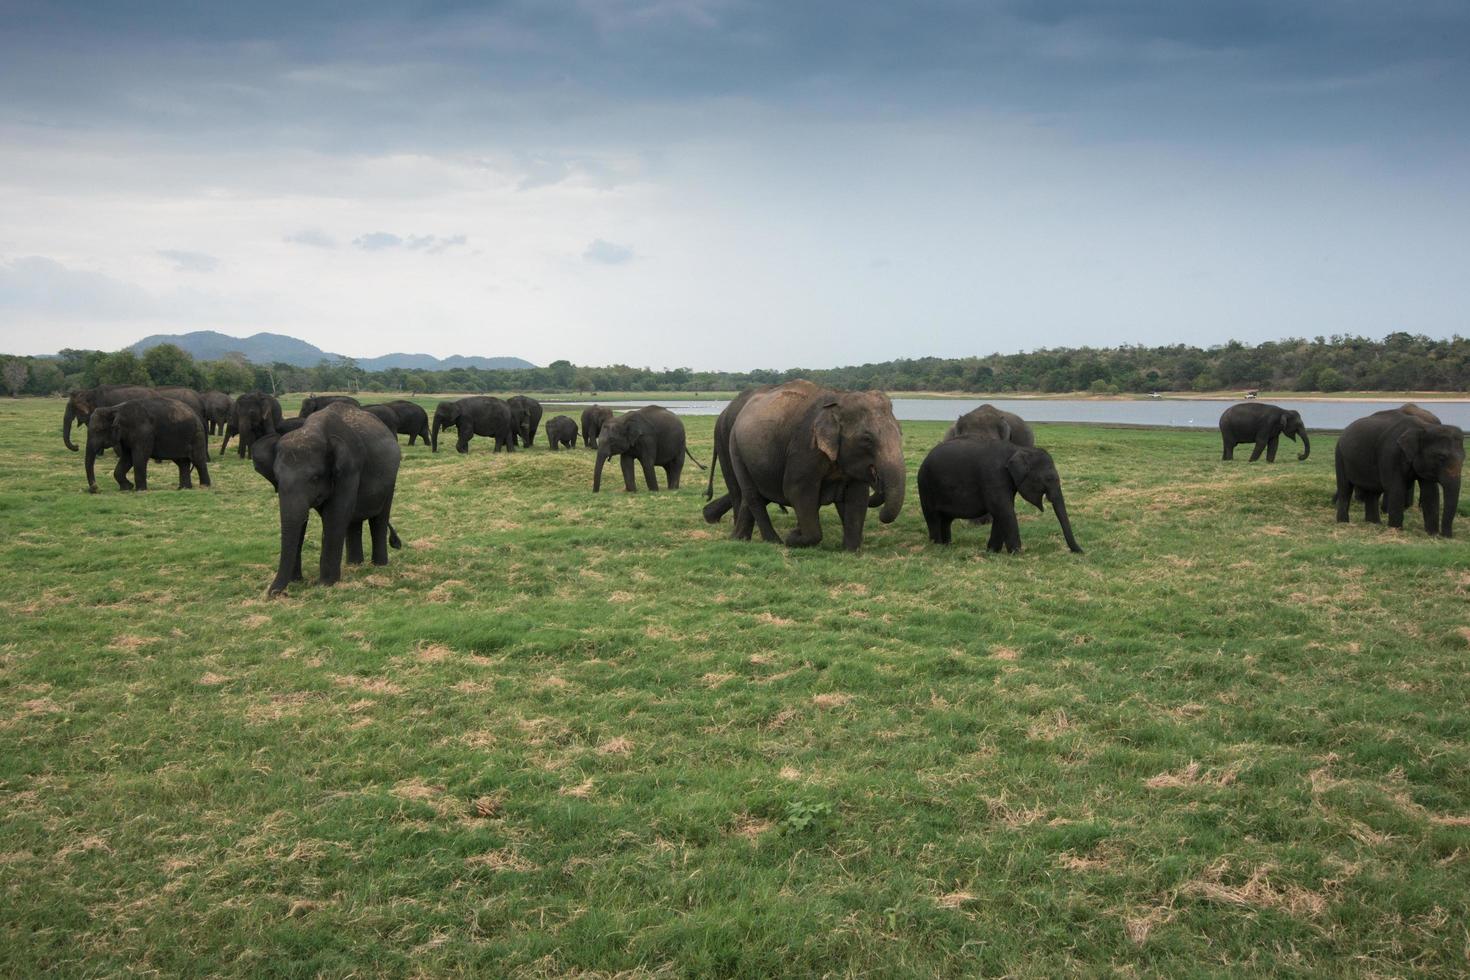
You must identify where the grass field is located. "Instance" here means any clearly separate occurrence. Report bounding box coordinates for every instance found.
[3,394,1468,977]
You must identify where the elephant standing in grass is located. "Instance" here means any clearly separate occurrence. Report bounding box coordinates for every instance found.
[593,406,703,492]
[1218,403,1310,461]
[363,401,431,445]
[202,391,233,436]
[944,404,1034,446]
[250,403,402,596]
[706,380,905,550]
[221,393,284,458]
[1335,408,1462,537]
[581,405,614,447]
[431,397,515,453]
[64,384,203,451]
[85,397,211,493]
[918,438,1082,553]
[299,395,360,417]
[508,395,544,447]
[545,416,578,450]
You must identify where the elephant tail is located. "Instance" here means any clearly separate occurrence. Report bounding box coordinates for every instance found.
[703,449,718,500]
[685,445,707,471]
[389,524,402,549]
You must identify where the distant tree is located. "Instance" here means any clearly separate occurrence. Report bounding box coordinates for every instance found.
[141,343,201,387]
[95,350,152,386]
[205,359,257,393]
[1317,367,1347,392]
[403,373,427,395]
[546,359,575,389]
[2,358,28,396]
[27,360,65,395]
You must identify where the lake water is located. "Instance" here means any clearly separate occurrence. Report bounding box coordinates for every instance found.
[550,397,1470,431]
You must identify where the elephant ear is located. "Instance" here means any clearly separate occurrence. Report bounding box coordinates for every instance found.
[997,419,1012,442]
[1006,448,1047,511]
[1395,425,1423,460]
[812,401,842,461]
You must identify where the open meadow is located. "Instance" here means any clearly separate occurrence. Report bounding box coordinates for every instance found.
[3,394,1469,977]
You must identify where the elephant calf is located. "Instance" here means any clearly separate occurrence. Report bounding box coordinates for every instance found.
[581,405,613,447]
[1218,402,1310,462]
[545,415,578,450]
[85,397,212,493]
[593,406,704,491]
[918,437,1082,554]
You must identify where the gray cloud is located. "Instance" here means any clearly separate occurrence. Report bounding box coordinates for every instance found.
[583,238,634,264]
[157,248,219,272]
[285,228,337,248]
[353,232,467,253]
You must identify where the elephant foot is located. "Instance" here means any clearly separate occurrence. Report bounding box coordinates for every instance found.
[87,483,99,494]
[784,531,819,548]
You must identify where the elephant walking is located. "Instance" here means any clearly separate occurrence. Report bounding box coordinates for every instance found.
[63,384,202,451]
[84,397,211,493]
[508,395,544,447]
[221,392,284,458]
[431,397,515,453]
[581,405,614,447]
[1219,403,1310,461]
[250,403,403,595]
[918,438,1082,553]
[545,416,578,450]
[708,380,905,550]
[593,405,703,492]
[363,401,432,445]
[1335,409,1462,537]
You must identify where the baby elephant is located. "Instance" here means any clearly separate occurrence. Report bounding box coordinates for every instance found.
[85,397,211,493]
[545,415,578,450]
[918,438,1083,553]
[251,403,403,595]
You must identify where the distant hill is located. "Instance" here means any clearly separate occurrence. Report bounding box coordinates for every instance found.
[128,331,535,371]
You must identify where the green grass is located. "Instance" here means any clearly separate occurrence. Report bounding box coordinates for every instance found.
[3,395,1468,977]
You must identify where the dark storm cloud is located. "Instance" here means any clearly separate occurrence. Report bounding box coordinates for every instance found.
[2,1,1466,151]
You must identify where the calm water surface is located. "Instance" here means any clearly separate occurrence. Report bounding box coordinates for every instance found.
[552,398,1470,430]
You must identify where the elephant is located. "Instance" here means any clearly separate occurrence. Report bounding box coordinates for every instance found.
[84,397,211,493]
[1335,409,1462,537]
[362,401,432,445]
[508,395,544,447]
[593,405,704,492]
[1347,405,1444,512]
[220,392,284,458]
[1218,402,1310,461]
[431,396,515,453]
[944,404,1035,446]
[706,380,905,550]
[202,390,233,435]
[918,437,1082,553]
[250,403,403,596]
[299,394,361,418]
[581,405,614,447]
[545,415,578,450]
[63,384,202,451]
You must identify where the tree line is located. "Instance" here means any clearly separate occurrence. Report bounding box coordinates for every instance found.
[2,332,1468,397]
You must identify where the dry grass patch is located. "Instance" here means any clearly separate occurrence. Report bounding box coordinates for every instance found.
[331,675,403,696]
[1145,761,1240,790]
[425,579,466,603]
[559,778,596,798]
[935,891,978,910]
[755,612,795,627]
[812,692,853,709]
[595,737,633,756]
[416,643,454,663]
[464,849,538,872]
[1181,860,1330,918]
[197,672,231,686]
[730,815,775,841]
[990,645,1020,661]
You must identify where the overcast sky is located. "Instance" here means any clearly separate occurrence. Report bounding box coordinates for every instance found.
[1,1,1467,369]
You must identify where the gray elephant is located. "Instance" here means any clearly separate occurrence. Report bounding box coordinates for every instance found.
[431,396,515,453]
[581,405,614,447]
[918,438,1082,553]
[1218,402,1310,461]
[299,394,360,418]
[250,403,402,595]
[508,395,544,447]
[593,406,703,492]
[85,397,211,493]
[63,384,202,451]
[944,404,1034,446]
[1335,408,1462,537]
[220,392,284,458]
[545,415,578,450]
[707,380,905,550]
[201,391,233,435]
[362,401,431,445]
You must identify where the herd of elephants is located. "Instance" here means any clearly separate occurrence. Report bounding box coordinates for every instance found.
[59,381,1464,594]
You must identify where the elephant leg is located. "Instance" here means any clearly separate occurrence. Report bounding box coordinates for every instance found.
[370,512,391,565]
[1383,481,1407,528]
[1418,479,1440,536]
[457,434,470,454]
[346,520,365,565]
[729,452,780,543]
[638,453,659,491]
[666,456,683,490]
[293,522,307,581]
[113,450,134,491]
[783,485,824,548]
[1335,460,1352,522]
[132,446,151,491]
[194,449,211,488]
[318,516,348,585]
[619,454,638,492]
[838,481,868,551]
[1248,438,1267,462]
[1265,434,1280,463]
[1222,438,1234,461]
[175,459,193,489]
[1363,492,1381,524]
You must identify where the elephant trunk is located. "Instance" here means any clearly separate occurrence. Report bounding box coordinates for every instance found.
[219,422,234,457]
[593,450,608,492]
[270,498,309,596]
[1049,485,1084,553]
[63,400,80,452]
[430,417,442,452]
[874,448,906,524]
[1296,428,1310,461]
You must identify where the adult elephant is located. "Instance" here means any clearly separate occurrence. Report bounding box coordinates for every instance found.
[508,395,544,447]
[713,380,905,550]
[1336,409,1462,537]
[1218,402,1310,461]
[944,404,1034,446]
[250,403,402,596]
[918,438,1082,553]
[544,415,578,450]
[201,391,233,435]
[363,401,431,445]
[153,386,206,424]
[593,405,703,492]
[581,405,614,447]
[431,396,515,453]
[63,384,203,451]
[220,392,284,458]
[299,394,360,418]
[85,397,211,493]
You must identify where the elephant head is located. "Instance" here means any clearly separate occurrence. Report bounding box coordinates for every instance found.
[83,405,123,492]
[430,402,460,453]
[811,391,906,524]
[63,390,98,452]
[1397,422,1464,538]
[592,418,632,492]
[1278,409,1310,460]
[1005,446,1084,552]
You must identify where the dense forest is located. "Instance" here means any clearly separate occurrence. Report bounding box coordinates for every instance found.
[2,332,1468,396]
